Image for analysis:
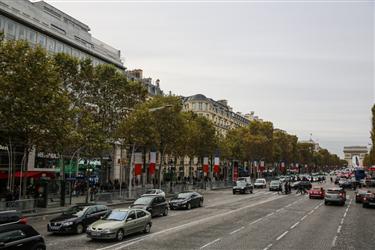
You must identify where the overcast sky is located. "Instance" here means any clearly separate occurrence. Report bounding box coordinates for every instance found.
[45,0,374,157]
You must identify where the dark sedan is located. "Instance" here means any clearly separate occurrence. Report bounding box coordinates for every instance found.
[47,204,110,234]
[355,189,371,203]
[169,192,203,210]
[130,195,168,217]
[363,192,375,208]
[0,224,45,250]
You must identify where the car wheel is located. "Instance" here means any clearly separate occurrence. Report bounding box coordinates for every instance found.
[324,201,328,205]
[143,223,151,234]
[163,208,168,216]
[31,243,46,250]
[187,202,191,210]
[76,223,84,234]
[250,189,253,194]
[363,203,368,208]
[116,229,124,241]
[309,196,312,199]
[233,191,235,195]
[199,200,203,207]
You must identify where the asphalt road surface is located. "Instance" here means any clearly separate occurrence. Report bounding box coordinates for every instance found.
[28,182,375,250]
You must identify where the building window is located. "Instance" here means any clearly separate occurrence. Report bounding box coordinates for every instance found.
[28,30,36,44]
[37,34,46,47]
[199,103,203,110]
[6,20,15,39]
[18,25,25,40]
[47,37,55,52]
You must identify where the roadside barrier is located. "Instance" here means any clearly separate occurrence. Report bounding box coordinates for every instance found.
[0,199,36,213]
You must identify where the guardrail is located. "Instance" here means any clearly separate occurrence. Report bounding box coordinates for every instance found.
[0,199,36,213]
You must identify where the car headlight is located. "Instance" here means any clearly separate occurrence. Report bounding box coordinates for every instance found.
[62,221,74,227]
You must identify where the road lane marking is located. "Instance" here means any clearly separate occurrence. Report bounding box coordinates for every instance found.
[337,225,342,233]
[343,212,347,218]
[249,217,263,225]
[340,218,344,225]
[229,226,244,235]
[265,212,274,217]
[263,243,273,250]
[276,208,283,212]
[97,195,285,250]
[332,236,337,247]
[300,215,307,221]
[276,231,288,241]
[308,210,314,215]
[285,204,292,208]
[200,238,221,249]
[290,221,300,229]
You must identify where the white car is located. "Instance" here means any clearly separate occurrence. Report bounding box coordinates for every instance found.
[254,178,267,188]
[142,189,166,197]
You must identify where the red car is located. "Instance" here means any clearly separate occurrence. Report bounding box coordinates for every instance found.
[309,187,325,199]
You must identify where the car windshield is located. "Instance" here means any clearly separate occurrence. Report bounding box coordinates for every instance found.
[134,196,154,205]
[236,181,247,187]
[271,181,280,185]
[176,193,192,199]
[255,179,264,183]
[327,190,341,194]
[104,211,128,221]
[145,190,157,194]
[63,206,87,217]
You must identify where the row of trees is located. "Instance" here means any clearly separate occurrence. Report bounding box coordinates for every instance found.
[0,35,344,187]
[363,104,375,167]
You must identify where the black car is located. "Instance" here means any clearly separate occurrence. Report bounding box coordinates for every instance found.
[233,181,253,194]
[339,180,353,189]
[0,210,27,226]
[48,204,110,234]
[363,192,375,208]
[298,181,312,190]
[130,195,169,217]
[0,224,45,250]
[169,192,203,210]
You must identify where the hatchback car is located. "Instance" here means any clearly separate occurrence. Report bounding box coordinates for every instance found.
[0,210,27,226]
[0,224,45,250]
[362,192,375,208]
[169,192,203,210]
[254,178,267,189]
[87,208,152,241]
[269,180,281,191]
[309,187,325,199]
[130,195,168,217]
[355,189,371,203]
[48,204,110,234]
[325,188,346,206]
[233,181,253,194]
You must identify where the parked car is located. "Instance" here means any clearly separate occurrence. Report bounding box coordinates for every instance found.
[325,188,346,206]
[269,180,281,191]
[233,181,253,194]
[309,187,325,199]
[169,192,203,210]
[362,192,375,208]
[355,189,371,203]
[254,178,267,188]
[142,189,165,198]
[47,204,110,234]
[0,223,45,250]
[87,208,152,241]
[0,210,27,226]
[130,195,168,217]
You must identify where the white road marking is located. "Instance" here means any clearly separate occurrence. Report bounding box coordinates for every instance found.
[285,204,292,208]
[276,208,283,212]
[300,215,308,221]
[229,226,244,235]
[340,218,344,225]
[200,238,221,249]
[249,217,263,225]
[308,210,314,215]
[337,225,342,233]
[276,231,289,241]
[290,221,300,229]
[314,204,320,210]
[332,236,337,247]
[265,212,274,217]
[343,212,347,218]
[263,243,273,250]
[96,195,285,250]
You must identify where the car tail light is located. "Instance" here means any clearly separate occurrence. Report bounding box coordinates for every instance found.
[363,197,367,201]
[19,217,28,224]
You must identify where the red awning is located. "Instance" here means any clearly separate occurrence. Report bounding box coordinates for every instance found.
[14,171,55,178]
[368,167,375,171]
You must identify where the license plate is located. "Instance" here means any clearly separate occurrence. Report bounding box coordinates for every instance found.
[91,232,100,236]
[50,227,60,230]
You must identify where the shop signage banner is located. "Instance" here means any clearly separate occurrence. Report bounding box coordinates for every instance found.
[233,161,238,181]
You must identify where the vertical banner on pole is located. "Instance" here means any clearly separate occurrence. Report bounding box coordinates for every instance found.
[203,157,209,175]
[280,162,285,174]
[260,161,265,172]
[233,161,238,182]
[149,152,156,176]
[213,157,220,174]
[134,153,143,177]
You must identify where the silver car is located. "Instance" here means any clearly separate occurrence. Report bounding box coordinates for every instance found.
[324,188,346,206]
[86,208,152,241]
